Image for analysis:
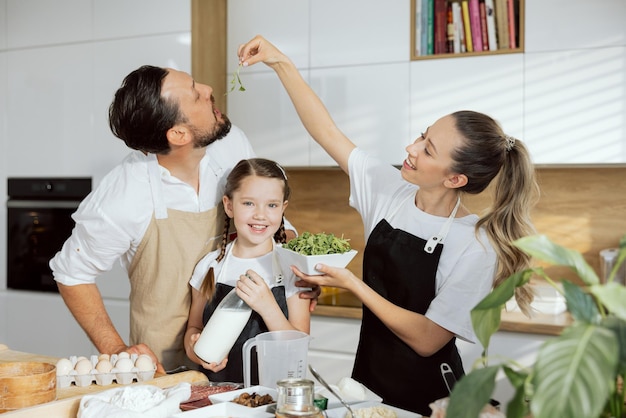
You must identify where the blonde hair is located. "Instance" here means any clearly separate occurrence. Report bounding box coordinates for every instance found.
[450,111,539,316]
[200,158,290,301]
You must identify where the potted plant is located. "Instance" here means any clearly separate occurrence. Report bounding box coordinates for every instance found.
[446,234,626,418]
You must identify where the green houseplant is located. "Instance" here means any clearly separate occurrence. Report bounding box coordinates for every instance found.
[446,234,626,418]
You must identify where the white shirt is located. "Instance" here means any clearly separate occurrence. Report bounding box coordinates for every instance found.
[348,148,496,343]
[190,241,300,299]
[50,126,257,286]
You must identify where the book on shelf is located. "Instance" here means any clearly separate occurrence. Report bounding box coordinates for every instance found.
[434,0,448,54]
[494,0,509,49]
[415,0,422,55]
[484,0,497,51]
[451,1,466,53]
[426,0,434,55]
[446,4,455,53]
[412,0,520,57]
[461,0,473,52]
[479,0,489,51]
[468,0,483,52]
[507,0,517,49]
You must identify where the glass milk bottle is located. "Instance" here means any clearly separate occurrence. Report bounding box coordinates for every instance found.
[193,287,252,364]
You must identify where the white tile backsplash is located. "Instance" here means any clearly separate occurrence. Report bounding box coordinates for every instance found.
[6,44,95,177]
[7,0,93,48]
[227,70,312,167]
[309,63,411,166]
[310,0,410,67]
[525,0,626,53]
[524,47,626,164]
[93,0,190,40]
[410,54,525,147]
[227,0,310,73]
[0,0,7,50]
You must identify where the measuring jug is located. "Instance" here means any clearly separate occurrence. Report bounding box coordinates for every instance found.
[243,330,310,388]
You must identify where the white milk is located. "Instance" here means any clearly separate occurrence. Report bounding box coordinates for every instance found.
[193,308,252,364]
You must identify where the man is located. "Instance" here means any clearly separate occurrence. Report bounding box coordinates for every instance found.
[50,65,314,373]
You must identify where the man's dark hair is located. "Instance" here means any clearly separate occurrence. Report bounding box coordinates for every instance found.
[108,65,182,154]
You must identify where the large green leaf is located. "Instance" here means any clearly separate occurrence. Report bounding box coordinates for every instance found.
[502,366,530,418]
[447,365,499,418]
[471,269,533,350]
[602,316,626,375]
[515,235,600,285]
[562,280,600,323]
[531,323,619,418]
[591,282,626,321]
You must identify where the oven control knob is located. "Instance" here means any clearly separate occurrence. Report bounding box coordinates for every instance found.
[45,182,54,191]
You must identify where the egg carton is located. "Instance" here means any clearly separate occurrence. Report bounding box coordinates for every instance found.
[56,353,156,388]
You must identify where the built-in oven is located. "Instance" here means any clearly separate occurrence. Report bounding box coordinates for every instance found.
[6,177,91,292]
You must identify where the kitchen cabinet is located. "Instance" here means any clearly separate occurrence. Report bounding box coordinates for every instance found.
[307,316,361,385]
[3,290,130,358]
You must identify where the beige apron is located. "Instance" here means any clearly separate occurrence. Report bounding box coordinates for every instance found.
[128,154,222,370]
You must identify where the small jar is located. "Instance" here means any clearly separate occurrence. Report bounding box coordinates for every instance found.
[275,378,323,418]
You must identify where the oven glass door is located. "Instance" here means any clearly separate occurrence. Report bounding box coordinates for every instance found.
[7,202,78,292]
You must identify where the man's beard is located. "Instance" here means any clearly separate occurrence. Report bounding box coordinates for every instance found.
[193,113,232,148]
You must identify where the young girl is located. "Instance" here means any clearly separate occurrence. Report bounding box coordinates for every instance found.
[237,36,539,415]
[184,158,310,383]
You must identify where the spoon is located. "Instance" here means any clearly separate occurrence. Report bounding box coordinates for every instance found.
[308,364,355,417]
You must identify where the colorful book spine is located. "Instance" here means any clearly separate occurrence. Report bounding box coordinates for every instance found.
[426,0,434,55]
[495,0,509,49]
[452,1,465,53]
[485,0,498,51]
[468,0,483,52]
[420,0,430,55]
[507,0,517,48]
[447,4,455,53]
[461,0,473,52]
[479,0,489,51]
[434,0,448,54]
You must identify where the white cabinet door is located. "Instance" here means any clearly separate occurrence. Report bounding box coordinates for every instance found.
[5,290,96,357]
[307,316,361,385]
[4,290,131,358]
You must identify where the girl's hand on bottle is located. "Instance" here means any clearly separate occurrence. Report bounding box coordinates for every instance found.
[187,333,228,372]
[236,269,275,314]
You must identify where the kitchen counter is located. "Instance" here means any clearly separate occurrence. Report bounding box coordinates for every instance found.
[314,288,573,336]
[0,344,208,417]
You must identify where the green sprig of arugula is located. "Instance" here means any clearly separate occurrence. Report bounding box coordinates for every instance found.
[226,64,246,95]
[284,232,352,255]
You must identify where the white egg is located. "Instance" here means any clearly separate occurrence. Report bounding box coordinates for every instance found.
[115,357,134,372]
[134,354,155,372]
[97,353,110,361]
[74,358,93,375]
[117,351,130,359]
[55,358,73,376]
[95,359,113,373]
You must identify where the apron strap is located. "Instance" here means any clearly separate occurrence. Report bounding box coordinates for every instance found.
[147,154,168,220]
[424,196,461,254]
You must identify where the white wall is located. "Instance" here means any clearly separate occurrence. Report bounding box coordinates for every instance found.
[0,0,190,354]
[227,0,626,166]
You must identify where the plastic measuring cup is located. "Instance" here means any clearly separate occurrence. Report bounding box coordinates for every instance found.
[243,330,310,388]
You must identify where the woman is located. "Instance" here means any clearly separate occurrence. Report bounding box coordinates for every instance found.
[238,36,538,416]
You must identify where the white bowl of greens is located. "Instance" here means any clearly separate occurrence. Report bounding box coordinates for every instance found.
[276,232,357,275]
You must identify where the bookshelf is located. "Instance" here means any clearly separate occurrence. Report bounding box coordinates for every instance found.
[411,0,524,60]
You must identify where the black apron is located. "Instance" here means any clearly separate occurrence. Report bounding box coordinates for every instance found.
[200,284,288,384]
[352,212,464,416]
